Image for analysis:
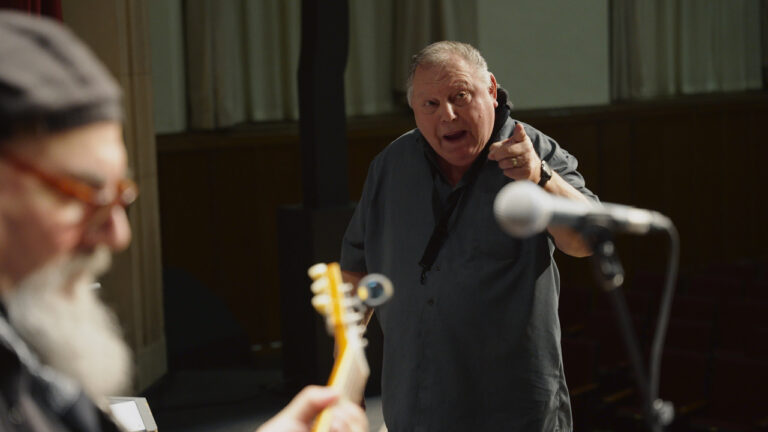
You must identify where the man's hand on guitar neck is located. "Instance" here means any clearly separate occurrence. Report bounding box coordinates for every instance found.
[256,385,368,432]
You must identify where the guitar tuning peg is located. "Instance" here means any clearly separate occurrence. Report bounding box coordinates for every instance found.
[357,274,394,307]
[311,294,331,314]
[340,282,354,294]
[307,263,328,280]
[325,317,336,334]
[343,298,363,311]
[311,278,329,294]
[344,311,363,325]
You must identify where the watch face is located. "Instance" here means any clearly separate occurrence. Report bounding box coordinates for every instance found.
[542,160,552,178]
[539,160,552,186]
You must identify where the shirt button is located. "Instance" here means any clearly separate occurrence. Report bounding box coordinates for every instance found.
[427,298,435,306]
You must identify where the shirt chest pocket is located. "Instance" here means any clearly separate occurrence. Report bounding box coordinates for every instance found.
[470,224,523,263]
[464,190,523,264]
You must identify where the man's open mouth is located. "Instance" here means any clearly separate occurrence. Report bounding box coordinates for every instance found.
[443,130,467,141]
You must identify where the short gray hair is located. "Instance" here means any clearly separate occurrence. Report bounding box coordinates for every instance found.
[406,41,490,106]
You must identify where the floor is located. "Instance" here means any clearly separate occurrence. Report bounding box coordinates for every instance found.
[144,368,384,432]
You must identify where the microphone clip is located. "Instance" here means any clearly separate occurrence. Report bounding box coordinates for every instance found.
[583,225,625,292]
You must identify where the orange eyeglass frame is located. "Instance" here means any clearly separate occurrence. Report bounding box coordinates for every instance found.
[1,151,138,210]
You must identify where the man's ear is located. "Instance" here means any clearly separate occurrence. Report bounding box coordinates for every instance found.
[489,73,498,107]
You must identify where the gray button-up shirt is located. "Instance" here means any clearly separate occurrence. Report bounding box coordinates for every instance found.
[341,106,596,431]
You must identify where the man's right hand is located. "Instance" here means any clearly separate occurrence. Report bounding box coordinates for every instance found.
[256,386,368,432]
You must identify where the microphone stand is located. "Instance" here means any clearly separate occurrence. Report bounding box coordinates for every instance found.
[582,224,675,432]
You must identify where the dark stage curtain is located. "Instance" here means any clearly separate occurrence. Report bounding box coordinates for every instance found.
[0,0,62,20]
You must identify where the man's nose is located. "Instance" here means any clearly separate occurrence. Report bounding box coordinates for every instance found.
[439,102,457,122]
[82,205,132,252]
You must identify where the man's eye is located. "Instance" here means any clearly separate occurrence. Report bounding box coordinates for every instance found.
[453,92,470,105]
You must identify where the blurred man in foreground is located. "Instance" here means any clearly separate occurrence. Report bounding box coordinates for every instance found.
[0,11,366,432]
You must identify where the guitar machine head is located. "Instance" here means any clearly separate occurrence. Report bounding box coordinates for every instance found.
[308,263,393,335]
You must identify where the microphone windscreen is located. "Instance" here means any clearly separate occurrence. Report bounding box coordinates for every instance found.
[493,181,551,237]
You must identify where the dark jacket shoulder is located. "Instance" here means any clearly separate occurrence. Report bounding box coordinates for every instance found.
[0,315,122,432]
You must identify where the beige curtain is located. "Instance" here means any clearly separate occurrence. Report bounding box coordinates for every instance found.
[612,0,763,100]
[155,0,477,131]
[62,0,167,393]
[392,0,478,97]
[149,0,186,134]
[346,0,396,115]
[183,0,301,129]
[763,0,768,85]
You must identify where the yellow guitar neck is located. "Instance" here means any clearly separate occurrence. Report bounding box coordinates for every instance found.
[309,262,371,432]
[312,337,369,432]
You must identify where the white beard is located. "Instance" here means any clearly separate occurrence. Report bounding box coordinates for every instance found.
[3,247,133,402]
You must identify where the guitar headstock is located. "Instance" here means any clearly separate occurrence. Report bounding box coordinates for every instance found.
[308,263,393,432]
[309,263,361,340]
[308,263,393,336]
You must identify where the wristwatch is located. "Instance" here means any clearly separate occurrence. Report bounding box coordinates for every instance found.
[538,159,553,187]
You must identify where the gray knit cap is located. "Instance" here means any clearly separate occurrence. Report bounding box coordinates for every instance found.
[0,11,122,141]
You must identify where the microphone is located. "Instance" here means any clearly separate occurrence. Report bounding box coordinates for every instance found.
[493,181,672,237]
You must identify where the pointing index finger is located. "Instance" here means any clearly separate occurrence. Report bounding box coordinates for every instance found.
[488,136,516,161]
[512,123,527,143]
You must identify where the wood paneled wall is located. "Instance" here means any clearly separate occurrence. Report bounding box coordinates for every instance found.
[524,94,768,289]
[157,94,768,349]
